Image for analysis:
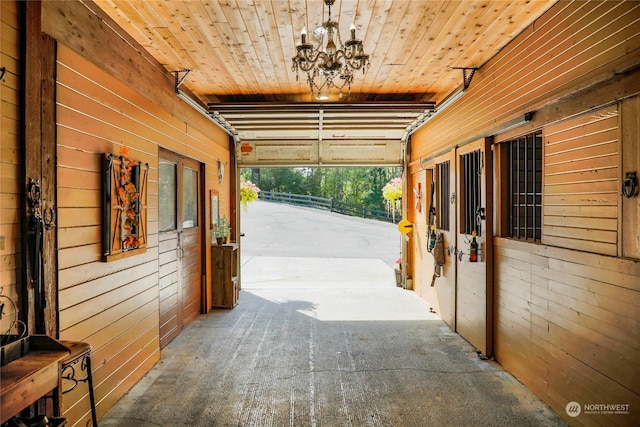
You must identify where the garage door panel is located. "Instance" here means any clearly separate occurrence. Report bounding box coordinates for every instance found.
[240,139,402,166]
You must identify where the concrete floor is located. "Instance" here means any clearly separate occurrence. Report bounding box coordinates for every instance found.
[101,202,566,427]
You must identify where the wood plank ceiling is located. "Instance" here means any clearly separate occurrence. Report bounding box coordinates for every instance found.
[93,0,557,163]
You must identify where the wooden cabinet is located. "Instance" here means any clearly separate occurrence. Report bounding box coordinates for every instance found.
[211,244,239,309]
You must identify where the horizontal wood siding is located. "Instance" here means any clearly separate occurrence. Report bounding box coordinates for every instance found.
[542,106,620,256]
[411,1,640,160]
[409,2,640,425]
[0,1,21,333]
[55,32,229,425]
[494,238,640,425]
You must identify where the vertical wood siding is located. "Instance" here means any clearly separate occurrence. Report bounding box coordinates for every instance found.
[56,42,228,425]
[543,106,620,256]
[494,238,640,425]
[621,96,640,260]
[0,1,21,333]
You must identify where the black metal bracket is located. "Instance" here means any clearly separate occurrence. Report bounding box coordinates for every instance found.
[0,66,6,81]
[61,355,90,394]
[622,171,637,198]
[451,67,479,91]
[171,69,191,93]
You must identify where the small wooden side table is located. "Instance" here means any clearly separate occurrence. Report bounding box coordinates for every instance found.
[0,336,69,424]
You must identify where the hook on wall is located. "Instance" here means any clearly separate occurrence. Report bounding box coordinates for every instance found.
[0,67,6,81]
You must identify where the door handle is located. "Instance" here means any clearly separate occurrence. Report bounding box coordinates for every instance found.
[177,231,184,259]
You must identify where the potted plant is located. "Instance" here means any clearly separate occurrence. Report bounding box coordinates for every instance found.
[382,176,402,223]
[240,179,261,211]
[213,215,230,245]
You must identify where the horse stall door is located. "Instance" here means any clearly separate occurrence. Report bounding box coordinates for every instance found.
[455,139,493,356]
[432,152,457,330]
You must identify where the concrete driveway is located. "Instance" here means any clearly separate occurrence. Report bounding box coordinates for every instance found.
[240,200,402,292]
[240,200,401,264]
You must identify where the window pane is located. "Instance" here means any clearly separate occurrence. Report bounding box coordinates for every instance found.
[159,161,176,232]
[182,166,198,228]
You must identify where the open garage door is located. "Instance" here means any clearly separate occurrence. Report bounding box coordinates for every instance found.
[210,103,434,167]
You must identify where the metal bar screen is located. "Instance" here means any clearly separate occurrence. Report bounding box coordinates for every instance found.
[509,132,542,240]
[437,161,450,231]
[461,150,481,236]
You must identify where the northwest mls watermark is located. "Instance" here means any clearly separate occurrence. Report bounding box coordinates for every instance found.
[566,401,630,417]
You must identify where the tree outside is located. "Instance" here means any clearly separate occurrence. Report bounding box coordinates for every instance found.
[241,167,402,212]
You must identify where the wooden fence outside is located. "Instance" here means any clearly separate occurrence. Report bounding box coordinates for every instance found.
[258,191,401,223]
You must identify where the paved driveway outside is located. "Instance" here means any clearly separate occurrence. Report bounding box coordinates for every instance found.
[240,200,401,266]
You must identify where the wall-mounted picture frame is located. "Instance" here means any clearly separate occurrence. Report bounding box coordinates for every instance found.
[210,190,219,230]
[102,152,149,262]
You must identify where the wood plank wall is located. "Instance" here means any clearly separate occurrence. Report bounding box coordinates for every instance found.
[411,1,640,160]
[621,96,640,260]
[494,237,640,425]
[407,165,433,302]
[409,2,640,425]
[55,42,230,425]
[28,2,233,423]
[492,95,639,426]
[0,1,21,334]
[543,105,619,256]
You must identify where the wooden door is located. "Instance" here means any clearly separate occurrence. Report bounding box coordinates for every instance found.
[158,149,203,348]
[433,152,457,330]
[178,158,203,326]
[455,139,493,356]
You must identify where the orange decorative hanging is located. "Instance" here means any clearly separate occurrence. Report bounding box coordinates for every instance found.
[102,147,149,261]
